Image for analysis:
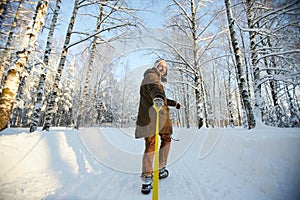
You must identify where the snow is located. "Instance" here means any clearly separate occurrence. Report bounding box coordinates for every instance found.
[0,126,300,200]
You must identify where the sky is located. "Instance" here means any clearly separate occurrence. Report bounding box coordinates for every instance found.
[112,1,168,73]
[54,0,169,80]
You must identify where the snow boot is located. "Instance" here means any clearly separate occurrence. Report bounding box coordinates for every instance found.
[159,167,169,179]
[141,175,153,194]
[141,183,152,194]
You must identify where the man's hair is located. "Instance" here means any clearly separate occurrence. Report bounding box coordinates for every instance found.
[154,59,168,82]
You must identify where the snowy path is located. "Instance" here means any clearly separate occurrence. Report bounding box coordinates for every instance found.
[0,127,299,200]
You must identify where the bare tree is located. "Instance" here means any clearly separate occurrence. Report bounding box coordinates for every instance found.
[0,0,48,131]
[42,0,79,131]
[76,1,109,129]
[44,0,141,130]
[0,0,25,85]
[161,0,225,128]
[225,0,255,129]
[0,0,10,30]
[29,0,62,132]
[242,0,300,127]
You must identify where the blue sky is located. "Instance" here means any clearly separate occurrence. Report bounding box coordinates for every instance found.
[50,0,169,81]
[108,1,169,78]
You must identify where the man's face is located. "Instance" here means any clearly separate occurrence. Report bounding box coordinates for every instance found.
[157,61,167,76]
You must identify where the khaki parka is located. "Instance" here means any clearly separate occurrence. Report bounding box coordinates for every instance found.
[135,67,177,138]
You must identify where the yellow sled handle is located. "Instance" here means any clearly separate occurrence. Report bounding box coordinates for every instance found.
[152,104,162,200]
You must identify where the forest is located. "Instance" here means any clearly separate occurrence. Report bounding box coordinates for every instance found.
[0,0,299,132]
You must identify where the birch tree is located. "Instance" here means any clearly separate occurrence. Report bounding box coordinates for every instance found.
[245,0,263,124]
[161,0,225,128]
[29,0,62,132]
[46,0,140,130]
[76,1,106,129]
[42,0,79,131]
[0,0,25,85]
[244,0,300,126]
[241,0,300,127]
[0,0,48,131]
[0,0,10,30]
[225,0,255,129]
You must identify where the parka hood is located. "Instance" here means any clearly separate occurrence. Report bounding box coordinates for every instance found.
[143,67,167,83]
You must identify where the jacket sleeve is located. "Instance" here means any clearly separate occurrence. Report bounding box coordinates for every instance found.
[144,71,165,100]
[148,84,165,100]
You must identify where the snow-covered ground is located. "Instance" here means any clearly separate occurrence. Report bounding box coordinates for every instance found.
[0,126,299,200]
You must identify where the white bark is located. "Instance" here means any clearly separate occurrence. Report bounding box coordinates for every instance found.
[76,2,104,129]
[0,0,25,85]
[0,0,9,30]
[164,0,220,128]
[246,0,263,126]
[224,0,255,129]
[30,0,62,132]
[43,0,79,131]
[0,0,48,131]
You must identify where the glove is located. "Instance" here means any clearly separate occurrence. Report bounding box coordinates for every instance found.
[153,97,164,107]
[176,103,181,109]
[198,118,203,129]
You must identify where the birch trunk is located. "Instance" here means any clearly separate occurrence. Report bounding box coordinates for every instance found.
[285,84,300,127]
[190,0,206,128]
[0,0,24,85]
[224,0,255,129]
[179,69,190,128]
[246,0,263,125]
[0,0,9,30]
[266,36,278,107]
[76,2,104,129]
[30,0,62,132]
[43,0,79,131]
[226,57,235,127]
[184,78,190,128]
[195,75,204,128]
[0,1,48,131]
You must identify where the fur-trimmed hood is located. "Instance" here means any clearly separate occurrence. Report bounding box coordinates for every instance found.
[143,67,167,83]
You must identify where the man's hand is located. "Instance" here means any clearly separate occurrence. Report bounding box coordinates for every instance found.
[153,97,164,107]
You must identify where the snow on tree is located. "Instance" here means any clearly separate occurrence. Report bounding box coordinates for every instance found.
[0,0,10,30]
[243,0,300,127]
[29,0,62,132]
[112,62,138,128]
[42,0,79,131]
[0,0,25,88]
[224,0,256,129]
[0,1,298,130]
[241,0,300,127]
[76,2,106,129]
[160,0,224,128]
[0,0,48,131]
[43,0,142,130]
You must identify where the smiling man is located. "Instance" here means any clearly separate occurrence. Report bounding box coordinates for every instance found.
[135,59,181,194]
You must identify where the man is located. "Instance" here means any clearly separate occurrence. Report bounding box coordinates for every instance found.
[135,59,181,194]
